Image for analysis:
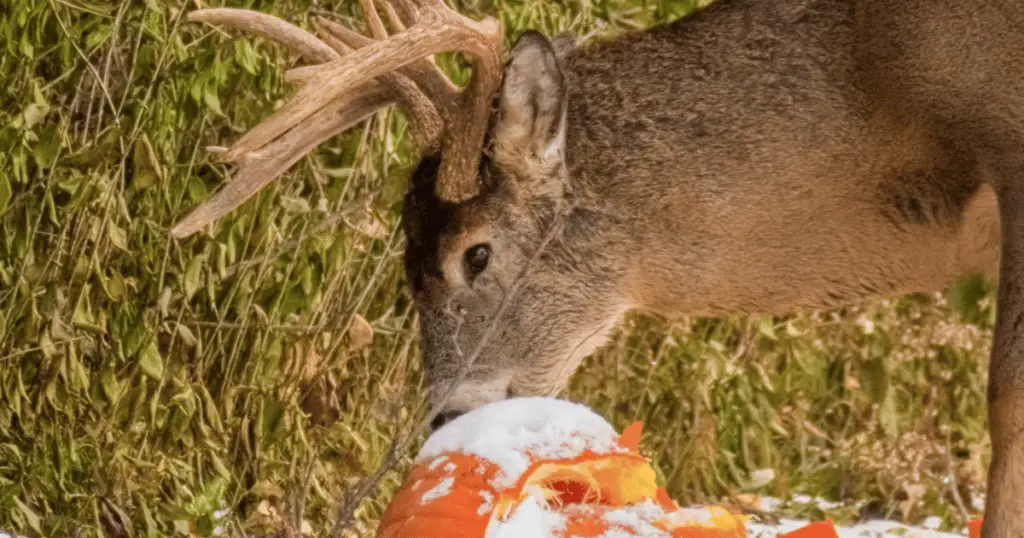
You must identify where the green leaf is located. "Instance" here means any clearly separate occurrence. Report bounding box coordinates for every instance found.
[33,122,63,168]
[203,83,223,116]
[19,36,33,58]
[209,452,232,480]
[138,341,164,381]
[187,176,209,203]
[379,164,412,208]
[12,496,41,534]
[132,133,164,190]
[279,195,310,214]
[757,316,777,340]
[85,24,112,50]
[0,173,11,214]
[945,273,994,325]
[184,257,203,301]
[233,39,260,75]
[860,356,888,403]
[880,390,899,439]
[64,126,122,169]
[72,284,104,334]
[101,365,120,403]
[140,500,161,538]
[23,103,46,128]
[107,224,129,251]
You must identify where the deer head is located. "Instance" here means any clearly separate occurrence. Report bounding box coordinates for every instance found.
[175,1,618,428]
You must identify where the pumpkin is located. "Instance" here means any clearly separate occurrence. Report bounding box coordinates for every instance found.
[376,397,981,537]
[376,398,748,538]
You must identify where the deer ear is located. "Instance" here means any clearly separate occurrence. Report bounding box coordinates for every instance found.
[491,30,568,174]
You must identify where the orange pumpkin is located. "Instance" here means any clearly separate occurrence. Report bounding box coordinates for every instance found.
[376,398,748,538]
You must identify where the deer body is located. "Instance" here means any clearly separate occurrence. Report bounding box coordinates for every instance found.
[179,0,1024,535]
[560,0,1003,319]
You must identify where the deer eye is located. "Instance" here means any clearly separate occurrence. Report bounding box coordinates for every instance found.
[464,243,491,276]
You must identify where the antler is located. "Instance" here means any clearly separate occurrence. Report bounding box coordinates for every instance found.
[170,1,503,238]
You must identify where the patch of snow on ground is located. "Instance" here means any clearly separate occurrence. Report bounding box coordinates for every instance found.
[791,494,842,511]
[745,497,973,538]
[745,517,970,538]
[417,397,627,488]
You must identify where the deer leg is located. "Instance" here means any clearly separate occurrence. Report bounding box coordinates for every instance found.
[984,150,1024,538]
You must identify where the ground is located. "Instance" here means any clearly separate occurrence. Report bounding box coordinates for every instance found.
[0,0,997,536]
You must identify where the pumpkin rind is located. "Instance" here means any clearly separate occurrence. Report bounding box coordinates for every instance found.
[376,454,501,538]
[378,407,748,538]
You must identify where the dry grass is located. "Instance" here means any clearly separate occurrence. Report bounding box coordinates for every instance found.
[0,0,994,536]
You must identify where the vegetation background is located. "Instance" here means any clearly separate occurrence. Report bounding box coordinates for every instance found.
[0,0,999,536]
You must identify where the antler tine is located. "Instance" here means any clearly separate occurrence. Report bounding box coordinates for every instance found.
[383,2,407,32]
[309,15,445,146]
[187,8,340,64]
[359,0,389,39]
[170,84,398,238]
[309,5,446,149]
[216,4,502,201]
[307,4,449,144]
[388,0,419,28]
[314,25,353,55]
[312,16,459,112]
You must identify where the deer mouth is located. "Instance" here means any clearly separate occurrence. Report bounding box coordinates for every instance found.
[429,373,515,420]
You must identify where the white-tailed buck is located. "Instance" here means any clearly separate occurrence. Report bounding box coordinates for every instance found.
[173,0,1021,534]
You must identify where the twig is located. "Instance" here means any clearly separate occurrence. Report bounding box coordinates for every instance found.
[945,435,973,522]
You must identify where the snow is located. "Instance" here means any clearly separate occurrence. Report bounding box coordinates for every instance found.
[602,500,671,529]
[418,397,628,488]
[420,476,455,504]
[791,494,842,511]
[427,455,450,471]
[479,491,496,516]
[745,516,970,538]
[485,495,567,538]
[597,501,675,537]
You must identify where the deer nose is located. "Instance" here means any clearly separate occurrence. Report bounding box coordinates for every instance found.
[430,410,464,432]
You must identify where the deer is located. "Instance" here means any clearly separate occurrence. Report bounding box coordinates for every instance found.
[171,0,1022,534]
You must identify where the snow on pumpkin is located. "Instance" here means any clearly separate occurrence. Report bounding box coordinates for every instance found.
[375,397,748,538]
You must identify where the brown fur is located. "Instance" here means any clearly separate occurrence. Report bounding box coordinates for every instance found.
[400,1,1024,533]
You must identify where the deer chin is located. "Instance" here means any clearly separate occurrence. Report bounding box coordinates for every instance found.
[431,373,514,416]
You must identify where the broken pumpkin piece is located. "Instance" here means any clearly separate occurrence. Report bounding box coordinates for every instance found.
[375,397,748,538]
